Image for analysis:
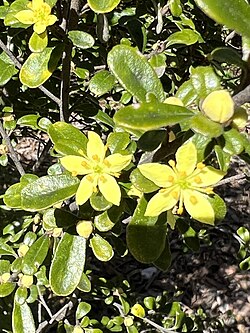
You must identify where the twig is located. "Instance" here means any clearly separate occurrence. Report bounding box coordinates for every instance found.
[49,300,74,324]
[0,119,25,176]
[233,83,250,109]
[0,39,61,107]
[214,173,247,187]
[32,140,53,172]
[37,286,53,318]
[143,317,178,333]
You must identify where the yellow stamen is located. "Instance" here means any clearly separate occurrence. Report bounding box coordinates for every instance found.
[197,162,205,169]
[103,160,111,168]
[99,175,107,183]
[168,175,175,183]
[204,187,214,194]
[92,154,100,162]
[177,206,184,215]
[190,195,198,205]
[169,160,175,168]
[93,186,98,193]
[179,171,187,178]
[171,191,179,200]
[81,161,90,168]
[194,176,202,184]
[86,175,93,182]
[72,171,78,177]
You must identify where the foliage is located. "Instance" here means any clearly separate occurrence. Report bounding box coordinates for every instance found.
[0,0,249,332]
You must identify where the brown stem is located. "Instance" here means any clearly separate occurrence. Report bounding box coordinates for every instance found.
[0,120,25,176]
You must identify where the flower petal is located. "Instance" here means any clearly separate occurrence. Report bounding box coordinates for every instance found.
[176,142,197,175]
[15,10,35,24]
[34,21,46,34]
[47,14,57,26]
[31,0,44,11]
[145,188,180,216]
[60,156,93,175]
[183,189,215,224]
[87,131,106,163]
[98,174,121,206]
[138,163,176,188]
[76,176,96,206]
[191,166,225,187]
[104,153,132,173]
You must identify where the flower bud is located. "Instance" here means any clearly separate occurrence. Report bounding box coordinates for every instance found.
[76,221,93,239]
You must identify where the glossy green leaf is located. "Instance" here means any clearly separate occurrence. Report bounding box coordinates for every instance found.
[15,287,28,305]
[77,272,91,292]
[48,122,88,156]
[127,196,167,263]
[130,168,159,193]
[90,234,114,261]
[209,47,247,69]
[214,145,231,172]
[114,101,194,135]
[237,227,250,243]
[223,128,246,155]
[149,53,166,78]
[108,45,165,102]
[0,54,18,86]
[153,236,171,271]
[107,132,130,153]
[29,31,48,53]
[49,232,86,296]
[0,282,16,297]
[68,30,95,49]
[94,211,115,232]
[176,66,221,105]
[21,174,80,211]
[22,235,50,275]
[190,114,224,138]
[42,208,77,230]
[20,46,63,88]
[76,302,91,319]
[169,0,182,16]
[137,130,166,151]
[17,114,41,130]
[4,174,39,208]
[89,70,116,96]
[166,29,199,47]
[207,194,227,223]
[12,301,36,333]
[195,0,250,39]
[4,0,30,27]
[87,0,121,13]
[90,192,113,211]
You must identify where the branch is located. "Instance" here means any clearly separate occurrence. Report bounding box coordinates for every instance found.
[0,119,25,176]
[233,83,250,109]
[0,39,61,107]
[214,173,246,187]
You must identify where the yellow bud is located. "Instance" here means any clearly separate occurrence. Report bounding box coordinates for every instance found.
[131,304,145,318]
[18,244,29,257]
[76,220,93,239]
[164,96,184,106]
[231,107,248,129]
[202,90,234,123]
[124,317,134,327]
[0,144,8,154]
[1,272,10,283]
[20,274,33,288]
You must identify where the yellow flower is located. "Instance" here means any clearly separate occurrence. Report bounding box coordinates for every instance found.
[15,0,57,34]
[60,131,132,206]
[138,142,225,224]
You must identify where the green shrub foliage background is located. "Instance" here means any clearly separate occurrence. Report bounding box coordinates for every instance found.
[0,0,249,332]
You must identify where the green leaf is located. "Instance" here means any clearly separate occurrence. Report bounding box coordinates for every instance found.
[149,53,166,78]
[209,47,248,69]
[108,45,165,102]
[90,234,114,261]
[89,70,116,96]
[214,145,231,172]
[114,101,194,135]
[190,114,224,138]
[90,192,113,211]
[20,46,63,88]
[127,196,167,263]
[77,272,91,292]
[68,30,95,49]
[195,0,250,39]
[0,55,18,86]
[94,211,115,232]
[21,174,80,211]
[49,233,86,296]
[48,122,88,156]
[223,128,246,155]
[0,282,16,297]
[17,114,41,130]
[107,132,131,153]
[130,168,159,193]
[12,301,36,333]
[237,227,250,243]
[22,235,50,275]
[29,31,48,53]
[87,0,121,13]
[137,130,166,151]
[166,29,200,47]
[169,0,182,16]
[76,302,91,319]
[153,236,171,271]
[207,194,227,223]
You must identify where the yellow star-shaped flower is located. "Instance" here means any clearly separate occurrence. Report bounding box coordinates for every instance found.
[15,0,57,34]
[138,142,225,224]
[60,131,132,206]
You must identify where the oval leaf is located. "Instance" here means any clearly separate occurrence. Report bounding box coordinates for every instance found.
[127,196,167,263]
[21,174,80,211]
[166,29,199,47]
[89,70,116,96]
[22,235,50,275]
[90,234,114,261]
[68,30,95,49]
[49,232,86,296]
[20,46,62,88]
[12,301,36,333]
[87,0,121,13]
[108,44,165,102]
